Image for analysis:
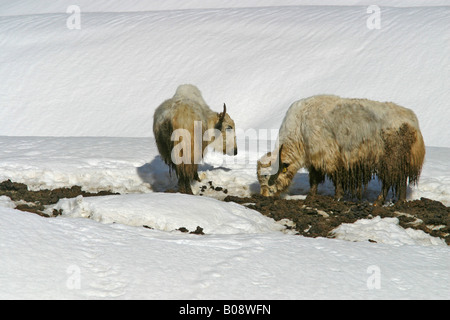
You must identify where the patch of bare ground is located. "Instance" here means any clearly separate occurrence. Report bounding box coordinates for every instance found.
[224,194,449,245]
[0,180,117,217]
[1,179,448,244]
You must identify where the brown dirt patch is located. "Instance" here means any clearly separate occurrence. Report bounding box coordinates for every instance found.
[1,179,448,244]
[0,180,118,217]
[224,194,450,245]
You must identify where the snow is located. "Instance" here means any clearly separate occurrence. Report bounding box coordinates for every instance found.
[332,216,447,246]
[0,1,449,300]
[50,193,286,234]
[1,0,448,16]
[1,207,449,300]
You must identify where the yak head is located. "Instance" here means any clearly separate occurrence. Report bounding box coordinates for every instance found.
[212,103,238,156]
[257,145,291,197]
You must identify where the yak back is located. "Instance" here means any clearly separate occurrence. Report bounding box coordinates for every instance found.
[153,85,215,170]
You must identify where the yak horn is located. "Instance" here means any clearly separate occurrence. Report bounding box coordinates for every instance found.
[219,103,227,122]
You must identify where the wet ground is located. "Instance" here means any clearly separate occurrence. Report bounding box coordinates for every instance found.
[225,194,450,244]
[1,179,448,244]
[0,180,117,217]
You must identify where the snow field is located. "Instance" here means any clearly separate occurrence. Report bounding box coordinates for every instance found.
[1,206,448,299]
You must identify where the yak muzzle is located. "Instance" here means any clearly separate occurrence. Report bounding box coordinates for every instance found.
[260,187,270,197]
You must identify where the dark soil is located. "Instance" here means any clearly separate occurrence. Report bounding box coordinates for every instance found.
[1,179,448,244]
[0,180,118,217]
[177,226,205,235]
[224,194,450,245]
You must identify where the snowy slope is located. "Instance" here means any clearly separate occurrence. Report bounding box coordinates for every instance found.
[1,0,449,16]
[1,3,449,147]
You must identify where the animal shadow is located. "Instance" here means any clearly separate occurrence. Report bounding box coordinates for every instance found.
[137,156,231,192]
[136,156,177,192]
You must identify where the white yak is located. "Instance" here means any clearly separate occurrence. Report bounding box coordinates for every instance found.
[153,84,237,194]
[257,95,425,205]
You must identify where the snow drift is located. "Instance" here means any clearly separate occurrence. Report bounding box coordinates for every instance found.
[51,193,285,234]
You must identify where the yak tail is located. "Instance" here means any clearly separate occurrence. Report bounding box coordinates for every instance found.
[154,119,175,170]
[154,118,199,194]
[379,123,425,197]
[408,125,426,186]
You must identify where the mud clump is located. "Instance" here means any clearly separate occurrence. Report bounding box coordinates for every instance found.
[225,194,450,245]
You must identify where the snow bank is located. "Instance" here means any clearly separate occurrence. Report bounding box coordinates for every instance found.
[1,4,449,147]
[0,196,15,209]
[332,216,446,246]
[0,137,154,193]
[410,147,450,205]
[51,193,285,234]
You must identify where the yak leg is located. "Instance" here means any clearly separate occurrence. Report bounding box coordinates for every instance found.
[331,175,344,200]
[375,182,389,206]
[176,164,197,195]
[179,180,193,194]
[397,177,408,203]
[177,176,193,195]
[334,182,344,200]
[308,167,324,196]
[356,184,364,200]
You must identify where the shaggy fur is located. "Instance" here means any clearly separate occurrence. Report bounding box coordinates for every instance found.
[153,84,237,194]
[257,95,425,204]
